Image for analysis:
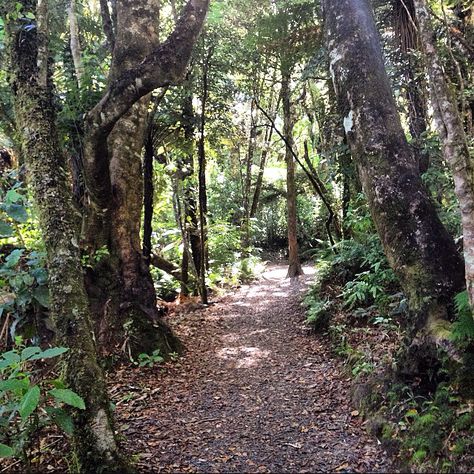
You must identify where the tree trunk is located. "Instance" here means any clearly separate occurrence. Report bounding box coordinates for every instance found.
[393,0,429,173]
[281,73,303,278]
[179,87,201,294]
[323,0,465,370]
[82,0,209,357]
[414,0,474,310]
[9,1,129,469]
[143,123,154,264]
[83,0,180,358]
[197,45,213,304]
[68,0,84,87]
[241,101,256,256]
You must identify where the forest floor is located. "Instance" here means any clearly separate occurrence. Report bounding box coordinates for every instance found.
[111,262,393,473]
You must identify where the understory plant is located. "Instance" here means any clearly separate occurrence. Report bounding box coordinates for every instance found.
[0,337,85,465]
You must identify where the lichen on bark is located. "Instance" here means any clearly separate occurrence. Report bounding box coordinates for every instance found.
[8,0,130,469]
[322,0,465,372]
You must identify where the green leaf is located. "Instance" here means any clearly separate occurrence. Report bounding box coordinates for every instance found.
[0,221,14,237]
[5,249,24,268]
[29,347,68,360]
[5,189,23,204]
[32,286,50,308]
[4,204,28,223]
[1,350,20,363]
[0,378,29,392]
[49,388,85,409]
[0,443,14,458]
[21,346,42,360]
[19,385,40,419]
[45,407,74,435]
[31,268,48,285]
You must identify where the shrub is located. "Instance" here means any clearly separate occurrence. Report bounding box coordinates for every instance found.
[0,337,85,464]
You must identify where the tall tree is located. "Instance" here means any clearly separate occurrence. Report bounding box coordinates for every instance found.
[281,70,304,278]
[8,0,128,469]
[81,0,209,355]
[413,0,474,310]
[322,0,464,370]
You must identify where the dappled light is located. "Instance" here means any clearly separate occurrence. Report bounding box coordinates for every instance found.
[1,0,472,470]
[215,345,271,368]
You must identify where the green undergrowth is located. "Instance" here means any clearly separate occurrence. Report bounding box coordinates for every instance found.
[305,237,474,472]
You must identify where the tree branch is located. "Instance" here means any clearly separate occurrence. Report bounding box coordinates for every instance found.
[255,100,339,250]
[83,0,209,218]
[150,254,183,281]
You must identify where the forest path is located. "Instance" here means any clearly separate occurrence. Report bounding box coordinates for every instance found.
[113,263,392,473]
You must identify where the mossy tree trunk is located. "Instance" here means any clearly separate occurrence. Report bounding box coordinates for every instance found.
[86,0,179,358]
[9,1,129,470]
[414,0,474,311]
[81,0,209,356]
[323,0,465,371]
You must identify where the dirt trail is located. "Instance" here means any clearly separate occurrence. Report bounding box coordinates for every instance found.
[113,263,392,473]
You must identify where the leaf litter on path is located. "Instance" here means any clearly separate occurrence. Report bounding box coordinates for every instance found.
[112,263,393,473]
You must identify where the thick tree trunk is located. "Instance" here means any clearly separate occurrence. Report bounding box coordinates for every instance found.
[281,74,303,278]
[9,2,129,470]
[83,0,210,357]
[323,0,464,369]
[83,0,180,357]
[414,0,474,310]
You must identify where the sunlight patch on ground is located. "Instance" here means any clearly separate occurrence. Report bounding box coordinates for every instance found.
[216,346,270,368]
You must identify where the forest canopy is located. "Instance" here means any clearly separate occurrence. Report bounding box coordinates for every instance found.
[0,0,473,472]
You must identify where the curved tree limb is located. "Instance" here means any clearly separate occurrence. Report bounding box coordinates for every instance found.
[83,0,209,218]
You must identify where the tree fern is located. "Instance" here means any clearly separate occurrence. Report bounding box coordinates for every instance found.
[451,291,474,344]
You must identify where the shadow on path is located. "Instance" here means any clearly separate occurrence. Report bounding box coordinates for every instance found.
[112,263,392,473]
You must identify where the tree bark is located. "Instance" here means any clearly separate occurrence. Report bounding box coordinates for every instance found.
[82,0,209,357]
[197,48,210,304]
[68,0,84,87]
[414,0,474,310]
[241,100,257,256]
[323,0,465,369]
[393,0,430,173]
[179,85,201,294]
[9,1,129,469]
[281,73,304,278]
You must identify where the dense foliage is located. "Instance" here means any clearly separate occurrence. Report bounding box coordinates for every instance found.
[0,0,473,471]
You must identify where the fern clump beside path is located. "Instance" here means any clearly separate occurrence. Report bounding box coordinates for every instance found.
[112,264,392,472]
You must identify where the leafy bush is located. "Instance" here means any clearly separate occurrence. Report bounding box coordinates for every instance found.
[0,170,49,344]
[0,337,85,464]
[0,248,49,343]
[451,291,474,346]
[304,290,331,330]
[0,170,29,240]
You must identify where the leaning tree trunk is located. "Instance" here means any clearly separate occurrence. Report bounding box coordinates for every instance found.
[9,1,129,470]
[323,0,465,372]
[82,0,209,357]
[414,0,474,311]
[281,73,303,278]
